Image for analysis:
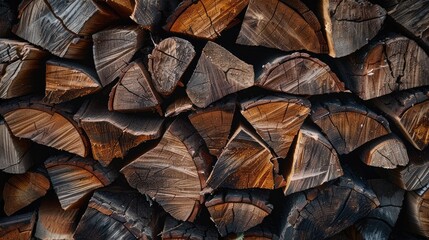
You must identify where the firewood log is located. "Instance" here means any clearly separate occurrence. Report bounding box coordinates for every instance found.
[45,155,118,210]
[121,117,213,222]
[0,1,15,37]
[131,0,164,29]
[321,0,386,57]
[0,211,36,240]
[403,183,429,237]
[238,218,279,240]
[186,41,254,108]
[101,0,135,18]
[164,0,249,39]
[164,95,195,117]
[148,37,196,96]
[162,216,219,240]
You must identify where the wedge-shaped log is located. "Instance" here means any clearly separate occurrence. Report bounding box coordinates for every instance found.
[403,183,429,237]
[0,212,36,240]
[131,0,163,28]
[121,117,213,222]
[186,41,254,108]
[165,95,195,117]
[162,216,219,240]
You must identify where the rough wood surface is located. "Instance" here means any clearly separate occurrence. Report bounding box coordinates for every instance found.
[186,41,254,108]
[164,95,195,117]
[403,183,429,237]
[131,0,163,28]
[162,216,219,240]
[239,218,279,240]
[121,117,213,222]
[102,0,135,18]
[0,1,15,37]
[0,211,36,240]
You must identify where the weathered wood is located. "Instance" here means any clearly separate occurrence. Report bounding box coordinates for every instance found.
[0,211,36,240]
[257,52,345,95]
[241,95,311,158]
[121,117,213,222]
[186,41,254,108]
[239,218,279,240]
[148,37,196,96]
[75,96,164,166]
[237,0,327,53]
[283,124,343,196]
[164,95,195,117]
[45,155,117,210]
[164,0,248,39]
[403,183,429,237]
[93,25,144,87]
[131,0,163,28]
[162,216,219,240]
[102,0,135,18]
[205,189,273,237]
[0,1,15,37]
[310,97,390,155]
[321,0,386,57]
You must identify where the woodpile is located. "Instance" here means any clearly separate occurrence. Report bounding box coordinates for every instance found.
[1,0,429,239]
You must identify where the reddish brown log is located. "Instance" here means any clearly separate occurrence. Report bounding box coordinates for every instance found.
[102,0,135,18]
[164,95,195,117]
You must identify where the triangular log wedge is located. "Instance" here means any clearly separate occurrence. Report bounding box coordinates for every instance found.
[162,216,219,240]
[186,41,254,108]
[165,95,195,117]
[131,0,164,29]
[121,117,213,222]
[236,0,327,53]
[403,183,429,237]
[240,95,311,158]
[0,212,36,240]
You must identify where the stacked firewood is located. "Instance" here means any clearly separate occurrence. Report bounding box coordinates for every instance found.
[1,0,429,239]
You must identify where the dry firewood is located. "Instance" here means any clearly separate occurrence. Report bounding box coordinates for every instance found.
[186,41,254,108]
[256,52,345,95]
[164,0,248,39]
[93,25,144,87]
[74,187,161,240]
[148,37,196,96]
[164,95,195,117]
[3,171,50,216]
[102,0,135,18]
[0,1,15,37]
[205,189,273,237]
[310,96,390,155]
[162,216,219,240]
[74,96,164,166]
[403,183,429,237]
[238,217,279,240]
[321,0,386,57]
[0,39,48,99]
[131,0,163,28]
[14,0,118,59]
[340,34,429,100]
[109,60,162,114]
[283,124,343,196]
[236,0,328,53]
[240,95,311,158]
[121,117,213,222]
[45,155,117,210]
[0,211,36,240]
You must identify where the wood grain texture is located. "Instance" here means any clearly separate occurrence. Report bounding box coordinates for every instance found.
[162,216,219,240]
[0,1,15,37]
[186,41,254,108]
[131,0,163,28]
[121,117,213,222]
[0,211,36,240]
[164,95,194,117]
[101,0,135,18]
[239,218,279,240]
[403,183,429,237]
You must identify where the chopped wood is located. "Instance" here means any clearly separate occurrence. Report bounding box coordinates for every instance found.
[403,183,429,237]
[93,25,144,87]
[0,1,15,37]
[121,117,213,222]
[164,95,195,117]
[102,0,135,18]
[241,95,311,158]
[0,211,36,240]
[236,0,328,53]
[186,41,254,108]
[321,0,386,57]
[131,0,163,28]
[240,218,279,240]
[164,0,249,39]
[162,216,219,240]
[148,37,196,96]
[257,52,345,95]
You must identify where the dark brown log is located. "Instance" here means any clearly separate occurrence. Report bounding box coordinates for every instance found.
[237,0,327,53]
[45,155,118,210]
[205,189,273,237]
[121,117,213,222]
[164,0,248,39]
[340,34,429,100]
[403,183,429,237]
[283,124,343,196]
[131,0,163,28]
[148,37,196,96]
[240,95,311,158]
[74,187,161,240]
[75,96,164,166]
[0,39,48,99]
[93,25,144,87]
[0,1,15,37]
[256,52,345,95]
[310,97,391,155]
[102,0,135,18]
[164,95,195,117]
[238,218,279,240]
[186,41,254,108]
[3,171,50,216]
[321,0,386,57]
[109,60,162,114]
[0,211,36,240]
[162,216,219,240]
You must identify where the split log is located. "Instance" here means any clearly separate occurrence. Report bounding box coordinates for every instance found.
[283,124,343,196]
[240,95,311,158]
[236,0,327,54]
[131,0,163,28]
[0,1,15,37]
[340,34,429,100]
[321,0,386,57]
[0,212,36,240]
[75,96,164,166]
[403,183,429,237]
[0,39,48,99]
[121,117,213,222]
[205,189,273,237]
[109,60,162,114]
[164,0,249,39]
[238,218,279,240]
[102,0,135,18]
[162,216,219,240]
[148,37,196,96]
[256,52,345,95]
[310,96,390,155]
[3,171,50,216]
[93,25,144,87]
[45,155,118,210]
[14,0,118,59]
[74,187,161,240]
[165,95,195,117]
[186,41,254,108]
